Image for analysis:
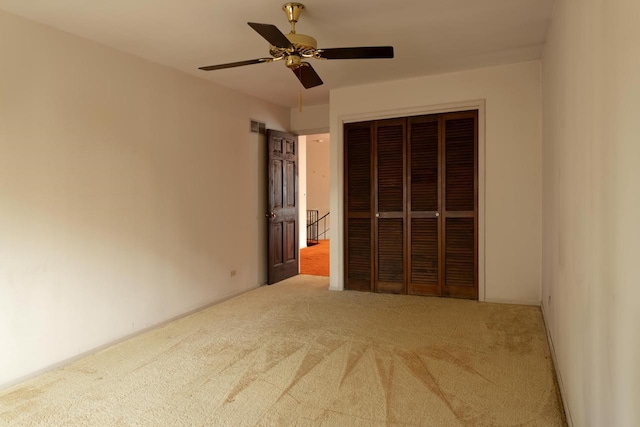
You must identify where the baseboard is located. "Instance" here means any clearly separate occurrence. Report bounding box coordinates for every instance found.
[540,303,573,427]
[483,297,541,306]
[0,284,260,392]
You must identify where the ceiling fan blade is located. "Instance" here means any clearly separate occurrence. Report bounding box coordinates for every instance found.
[199,58,272,71]
[247,22,293,49]
[293,64,323,89]
[318,46,394,60]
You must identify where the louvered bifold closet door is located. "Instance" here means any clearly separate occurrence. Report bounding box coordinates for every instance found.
[407,115,441,296]
[442,111,478,299]
[374,119,406,294]
[344,122,374,291]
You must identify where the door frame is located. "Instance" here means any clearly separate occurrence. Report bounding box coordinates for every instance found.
[331,99,486,301]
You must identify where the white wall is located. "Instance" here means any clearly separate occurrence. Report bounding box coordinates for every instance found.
[541,0,640,425]
[0,10,290,388]
[298,136,307,249]
[329,61,542,304]
[290,104,329,135]
[305,135,331,221]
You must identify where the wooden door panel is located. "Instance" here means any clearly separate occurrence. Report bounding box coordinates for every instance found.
[271,159,283,209]
[344,122,374,291]
[267,130,298,284]
[285,161,295,207]
[346,126,372,213]
[285,139,295,156]
[410,118,439,212]
[374,120,406,294]
[442,112,478,299]
[272,222,283,265]
[376,218,404,294]
[285,221,296,261]
[444,218,476,298]
[408,116,441,296]
[347,218,372,291]
[409,218,439,295]
[444,218,475,286]
[445,117,475,212]
[376,123,404,213]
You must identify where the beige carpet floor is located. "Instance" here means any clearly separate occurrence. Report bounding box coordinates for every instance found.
[0,275,565,426]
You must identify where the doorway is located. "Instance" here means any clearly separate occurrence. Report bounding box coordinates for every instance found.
[299,133,331,276]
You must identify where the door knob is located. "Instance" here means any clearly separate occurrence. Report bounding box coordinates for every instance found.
[266,212,276,219]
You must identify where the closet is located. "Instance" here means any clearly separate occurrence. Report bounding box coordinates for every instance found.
[344,110,478,299]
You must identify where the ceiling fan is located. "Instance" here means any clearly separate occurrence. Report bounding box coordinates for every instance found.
[198,2,394,89]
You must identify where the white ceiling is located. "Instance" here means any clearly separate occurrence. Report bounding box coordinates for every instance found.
[0,0,555,108]
[306,133,330,144]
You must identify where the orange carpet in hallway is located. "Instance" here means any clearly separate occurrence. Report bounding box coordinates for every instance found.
[300,239,329,276]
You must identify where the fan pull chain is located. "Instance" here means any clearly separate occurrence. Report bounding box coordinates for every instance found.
[298,87,303,112]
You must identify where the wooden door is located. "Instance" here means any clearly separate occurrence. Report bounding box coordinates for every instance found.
[343,111,478,299]
[344,122,374,291]
[267,130,299,284]
[374,119,406,294]
[407,115,441,296]
[441,112,477,299]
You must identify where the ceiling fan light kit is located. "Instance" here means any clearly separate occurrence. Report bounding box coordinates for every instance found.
[199,3,394,90]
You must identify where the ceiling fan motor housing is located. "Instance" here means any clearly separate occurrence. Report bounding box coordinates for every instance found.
[270,32,317,61]
[283,3,304,26]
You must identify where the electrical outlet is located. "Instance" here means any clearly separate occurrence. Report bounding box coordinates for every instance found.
[230,270,237,277]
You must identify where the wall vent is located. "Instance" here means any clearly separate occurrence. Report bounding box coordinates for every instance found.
[250,120,266,134]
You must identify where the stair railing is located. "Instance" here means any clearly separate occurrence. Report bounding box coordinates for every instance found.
[306,210,330,246]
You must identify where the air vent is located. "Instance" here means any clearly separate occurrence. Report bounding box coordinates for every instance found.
[250,120,266,134]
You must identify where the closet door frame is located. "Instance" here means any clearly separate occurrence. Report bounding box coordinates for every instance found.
[337,100,486,300]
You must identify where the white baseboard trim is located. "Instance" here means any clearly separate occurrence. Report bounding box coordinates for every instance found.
[541,303,573,427]
[483,297,541,306]
[0,284,260,392]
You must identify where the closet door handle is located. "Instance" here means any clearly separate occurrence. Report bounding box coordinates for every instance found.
[375,213,380,218]
[435,212,440,217]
